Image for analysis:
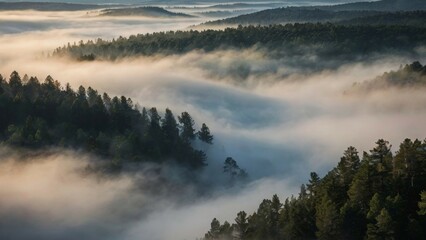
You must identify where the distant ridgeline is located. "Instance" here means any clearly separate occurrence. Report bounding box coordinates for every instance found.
[348,61,426,92]
[100,6,195,18]
[202,0,426,26]
[0,2,105,11]
[0,72,214,170]
[203,9,426,27]
[52,24,426,61]
[203,139,426,240]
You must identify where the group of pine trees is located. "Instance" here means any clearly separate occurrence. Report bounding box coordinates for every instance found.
[0,71,214,170]
[349,61,426,92]
[204,139,426,239]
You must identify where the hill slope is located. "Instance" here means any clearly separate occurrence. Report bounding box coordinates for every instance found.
[100,6,195,18]
[203,0,426,26]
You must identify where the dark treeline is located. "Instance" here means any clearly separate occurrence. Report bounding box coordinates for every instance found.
[316,0,426,12]
[338,11,426,27]
[0,71,214,170]
[203,139,426,240]
[349,61,426,92]
[53,23,426,61]
[204,9,426,27]
[202,9,379,26]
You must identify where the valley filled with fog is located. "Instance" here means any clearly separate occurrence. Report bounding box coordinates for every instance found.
[1,1,426,240]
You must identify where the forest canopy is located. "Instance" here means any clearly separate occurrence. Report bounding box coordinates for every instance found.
[348,61,426,93]
[0,71,214,171]
[203,139,426,240]
[53,23,426,63]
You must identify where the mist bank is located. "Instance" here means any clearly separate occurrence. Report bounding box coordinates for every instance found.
[0,146,299,240]
[2,7,426,239]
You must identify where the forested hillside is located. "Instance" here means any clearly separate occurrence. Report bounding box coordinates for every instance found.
[202,0,426,26]
[53,24,426,62]
[203,9,426,27]
[338,11,426,27]
[202,8,379,26]
[0,72,214,170]
[203,139,426,239]
[318,0,426,12]
[349,61,426,92]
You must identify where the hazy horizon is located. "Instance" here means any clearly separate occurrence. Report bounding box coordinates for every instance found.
[0,1,425,239]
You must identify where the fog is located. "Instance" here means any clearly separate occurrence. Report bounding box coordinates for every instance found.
[1,8,426,240]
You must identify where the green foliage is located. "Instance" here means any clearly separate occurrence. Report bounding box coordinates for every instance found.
[234,211,249,239]
[0,71,211,170]
[53,24,426,65]
[198,123,213,144]
[204,138,426,239]
[349,61,426,93]
[205,218,234,240]
[316,195,342,240]
[223,157,248,185]
[419,191,426,216]
[178,112,196,143]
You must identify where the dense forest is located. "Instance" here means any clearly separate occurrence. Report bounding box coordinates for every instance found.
[348,61,426,92]
[338,11,426,27]
[202,0,426,26]
[203,139,426,239]
[203,9,426,27]
[0,71,214,170]
[53,23,426,62]
[202,8,381,26]
[315,0,426,12]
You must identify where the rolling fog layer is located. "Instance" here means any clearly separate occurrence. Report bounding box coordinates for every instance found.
[1,9,426,240]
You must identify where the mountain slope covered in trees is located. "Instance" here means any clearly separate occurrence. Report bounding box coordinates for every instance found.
[202,0,426,26]
[53,24,426,63]
[203,9,426,27]
[348,61,426,93]
[0,71,214,170]
[203,139,426,239]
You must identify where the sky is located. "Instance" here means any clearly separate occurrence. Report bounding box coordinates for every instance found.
[0,2,425,239]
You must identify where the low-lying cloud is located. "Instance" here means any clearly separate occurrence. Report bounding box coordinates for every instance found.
[1,9,426,240]
[0,147,298,240]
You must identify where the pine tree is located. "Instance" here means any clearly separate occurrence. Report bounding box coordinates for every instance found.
[178,112,195,143]
[198,123,213,144]
[419,191,426,216]
[307,172,321,197]
[337,146,360,188]
[9,71,22,96]
[235,211,249,240]
[270,194,282,238]
[161,108,179,154]
[316,195,341,240]
[205,218,221,239]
